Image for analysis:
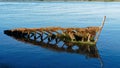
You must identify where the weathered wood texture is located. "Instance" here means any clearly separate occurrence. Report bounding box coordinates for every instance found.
[4,16,106,45]
[4,30,99,58]
[4,27,100,45]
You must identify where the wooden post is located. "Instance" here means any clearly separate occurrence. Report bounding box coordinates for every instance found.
[34,31,36,40]
[95,16,106,43]
[27,31,30,39]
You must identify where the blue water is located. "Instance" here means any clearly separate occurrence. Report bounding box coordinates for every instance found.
[0,2,120,68]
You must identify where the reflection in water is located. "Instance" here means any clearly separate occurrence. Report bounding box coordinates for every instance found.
[0,63,10,68]
[4,30,104,68]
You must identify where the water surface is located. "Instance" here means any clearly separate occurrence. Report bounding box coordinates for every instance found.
[0,2,120,68]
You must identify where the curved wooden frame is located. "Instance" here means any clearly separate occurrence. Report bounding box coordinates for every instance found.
[4,16,106,45]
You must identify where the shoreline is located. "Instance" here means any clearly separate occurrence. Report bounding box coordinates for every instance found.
[0,0,120,2]
[0,1,120,3]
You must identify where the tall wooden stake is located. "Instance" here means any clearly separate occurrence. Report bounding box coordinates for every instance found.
[95,16,106,43]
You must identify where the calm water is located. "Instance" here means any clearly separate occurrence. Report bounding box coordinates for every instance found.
[0,2,120,68]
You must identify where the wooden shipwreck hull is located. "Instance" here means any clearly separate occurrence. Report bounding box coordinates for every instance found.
[3,16,106,67]
[4,27,99,45]
[4,29,100,58]
[4,16,106,45]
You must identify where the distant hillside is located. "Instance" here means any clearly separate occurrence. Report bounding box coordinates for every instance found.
[0,0,120,2]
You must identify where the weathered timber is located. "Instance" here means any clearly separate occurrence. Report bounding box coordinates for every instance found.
[4,27,98,45]
[4,29,104,67]
[4,16,106,45]
[4,26,104,67]
[4,31,100,58]
[95,16,106,42]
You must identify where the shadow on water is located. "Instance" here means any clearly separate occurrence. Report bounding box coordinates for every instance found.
[0,63,11,68]
[4,30,104,68]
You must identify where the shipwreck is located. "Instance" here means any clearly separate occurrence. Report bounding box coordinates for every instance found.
[4,16,106,45]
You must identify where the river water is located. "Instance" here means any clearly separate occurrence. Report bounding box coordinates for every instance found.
[0,2,120,68]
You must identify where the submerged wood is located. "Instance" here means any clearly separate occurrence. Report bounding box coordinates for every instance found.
[4,16,106,45]
[4,28,105,67]
[4,26,104,66]
[4,27,99,45]
[4,30,100,58]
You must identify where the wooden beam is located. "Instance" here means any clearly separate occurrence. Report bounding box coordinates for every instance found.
[95,16,106,43]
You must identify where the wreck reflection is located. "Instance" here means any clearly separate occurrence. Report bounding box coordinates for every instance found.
[4,31,104,68]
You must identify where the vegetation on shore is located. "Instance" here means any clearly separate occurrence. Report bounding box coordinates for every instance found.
[0,0,120,2]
